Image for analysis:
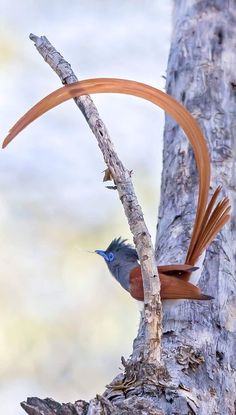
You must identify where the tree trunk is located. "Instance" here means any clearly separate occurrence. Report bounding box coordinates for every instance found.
[20,1,236,414]
[155,0,236,413]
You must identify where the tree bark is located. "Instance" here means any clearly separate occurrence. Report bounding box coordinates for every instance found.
[19,1,236,414]
[155,0,236,413]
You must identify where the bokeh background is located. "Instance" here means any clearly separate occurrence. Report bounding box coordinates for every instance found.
[0,2,172,413]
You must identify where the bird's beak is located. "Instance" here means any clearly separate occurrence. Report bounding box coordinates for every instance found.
[95,250,107,260]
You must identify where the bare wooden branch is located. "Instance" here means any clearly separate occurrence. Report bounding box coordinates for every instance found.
[29,34,162,364]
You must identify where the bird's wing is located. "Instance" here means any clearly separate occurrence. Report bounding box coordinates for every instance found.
[129,266,212,301]
[159,274,212,300]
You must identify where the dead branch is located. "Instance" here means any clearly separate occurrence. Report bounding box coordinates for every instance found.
[29,35,162,362]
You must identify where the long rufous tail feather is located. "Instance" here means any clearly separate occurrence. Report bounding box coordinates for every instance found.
[186,187,231,265]
[2,79,211,250]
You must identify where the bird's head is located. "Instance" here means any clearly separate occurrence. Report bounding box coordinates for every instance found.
[95,237,139,290]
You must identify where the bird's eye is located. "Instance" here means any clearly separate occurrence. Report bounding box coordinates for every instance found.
[107,252,115,262]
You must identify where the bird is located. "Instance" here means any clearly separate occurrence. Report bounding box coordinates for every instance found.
[94,179,230,302]
[2,78,231,299]
[95,237,213,301]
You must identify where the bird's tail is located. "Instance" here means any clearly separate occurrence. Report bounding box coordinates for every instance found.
[186,186,231,266]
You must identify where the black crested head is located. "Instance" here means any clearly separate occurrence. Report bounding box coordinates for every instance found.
[106,237,138,260]
[95,237,139,291]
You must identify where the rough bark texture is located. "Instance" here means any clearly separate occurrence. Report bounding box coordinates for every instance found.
[19,1,236,414]
[155,1,236,413]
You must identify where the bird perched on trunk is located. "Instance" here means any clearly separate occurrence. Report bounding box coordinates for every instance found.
[95,182,230,302]
[96,237,213,301]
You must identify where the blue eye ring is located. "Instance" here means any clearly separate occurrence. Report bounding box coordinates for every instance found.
[107,252,115,262]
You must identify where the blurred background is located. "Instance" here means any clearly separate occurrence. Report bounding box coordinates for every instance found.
[0,1,172,413]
